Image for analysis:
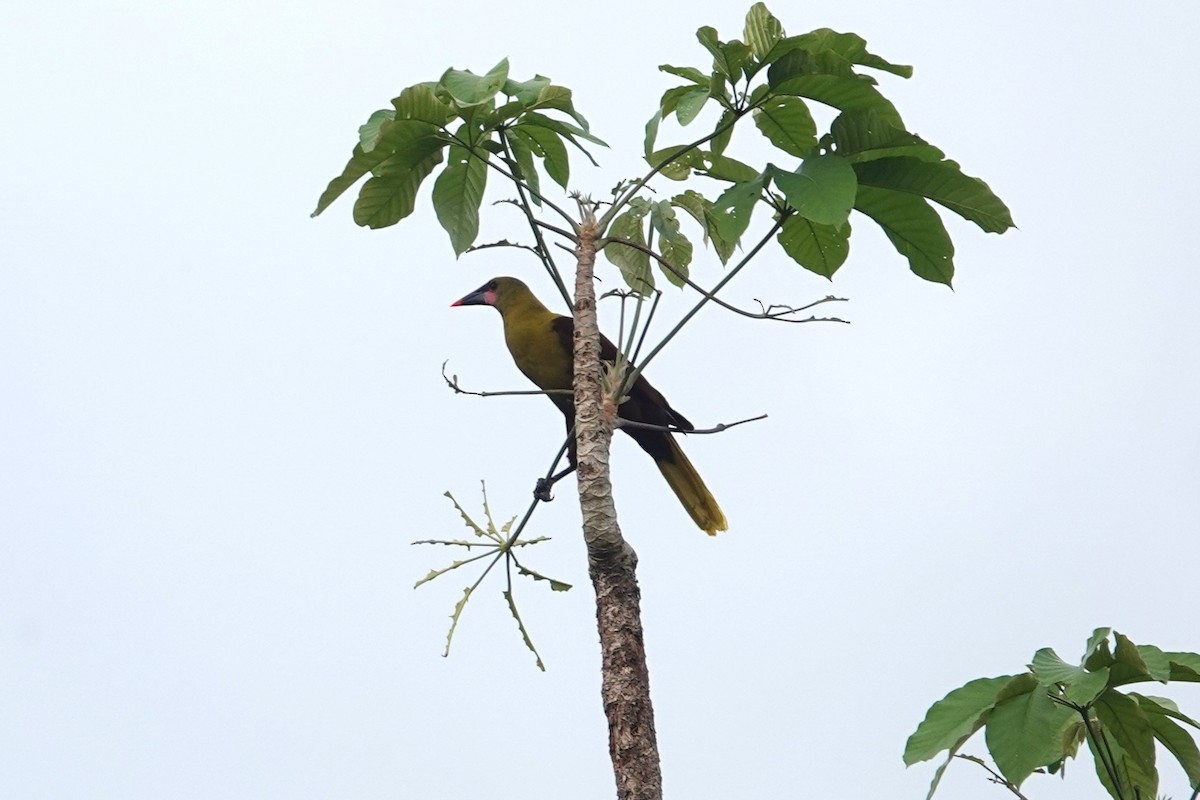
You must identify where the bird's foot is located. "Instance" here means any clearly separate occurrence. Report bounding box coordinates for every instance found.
[534,478,555,503]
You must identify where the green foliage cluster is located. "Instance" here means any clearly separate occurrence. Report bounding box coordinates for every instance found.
[634,4,1012,287]
[313,3,1014,288]
[312,59,602,252]
[906,628,1200,800]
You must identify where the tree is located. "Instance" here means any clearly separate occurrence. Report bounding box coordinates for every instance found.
[906,628,1200,800]
[314,5,1013,798]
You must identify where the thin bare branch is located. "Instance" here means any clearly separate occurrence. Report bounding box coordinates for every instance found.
[751,296,851,324]
[599,234,851,324]
[465,238,541,257]
[442,360,571,398]
[497,130,571,305]
[534,219,580,242]
[616,413,768,435]
[955,755,1032,800]
[620,215,787,395]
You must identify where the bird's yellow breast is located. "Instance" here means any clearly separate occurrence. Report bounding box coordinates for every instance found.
[502,311,572,392]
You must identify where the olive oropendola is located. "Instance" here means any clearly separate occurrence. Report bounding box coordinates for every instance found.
[451,276,726,535]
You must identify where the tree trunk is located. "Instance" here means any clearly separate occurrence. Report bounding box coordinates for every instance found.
[572,217,663,800]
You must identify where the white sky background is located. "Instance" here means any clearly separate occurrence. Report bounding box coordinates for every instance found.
[3,1,1199,798]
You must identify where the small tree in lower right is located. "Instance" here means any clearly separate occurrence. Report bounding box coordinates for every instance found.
[906,628,1200,800]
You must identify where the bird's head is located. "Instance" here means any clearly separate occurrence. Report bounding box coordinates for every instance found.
[450,277,535,314]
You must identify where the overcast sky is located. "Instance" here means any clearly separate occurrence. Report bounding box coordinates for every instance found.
[3,1,1199,798]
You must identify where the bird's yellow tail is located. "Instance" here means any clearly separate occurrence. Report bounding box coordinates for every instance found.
[656,436,727,535]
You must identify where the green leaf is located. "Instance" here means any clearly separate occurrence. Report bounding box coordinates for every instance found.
[391,83,454,126]
[669,190,735,265]
[768,55,903,127]
[651,200,692,286]
[352,166,439,231]
[1138,698,1200,788]
[509,123,569,189]
[501,74,551,105]
[853,157,1014,233]
[605,201,654,291]
[985,681,1074,787]
[432,137,488,256]
[701,152,759,183]
[644,111,661,159]
[659,63,710,85]
[710,108,735,156]
[743,3,784,60]
[853,185,954,285]
[521,110,606,147]
[351,137,444,229]
[1151,714,1200,789]
[674,86,709,125]
[503,589,545,671]
[776,213,849,279]
[647,146,701,181]
[314,119,446,217]
[660,85,699,117]
[515,564,572,592]
[777,28,913,78]
[529,85,593,131]
[1166,651,1200,682]
[753,96,817,157]
[1096,689,1158,772]
[1083,628,1115,663]
[696,26,751,82]
[439,58,510,108]
[313,143,394,217]
[670,190,709,229]
[904,675,1014,765]
[771,155,856,227]
[1106,631,1169,686]
[1134,643,1173,683]
[505,131,540,204]
[710,174,764,244]
[704,212,737,265]
[1133,694,1200,729]
[442,585,475,657]
[1093,689,1159,799]
[696,26,729,77]
[831,109,945,163]
[358,109,395,153]
[518,111,603,164]
[1031,647,1111,706]
[1085,631,1117,672]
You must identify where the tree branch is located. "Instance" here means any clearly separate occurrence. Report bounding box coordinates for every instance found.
[619,216,787,398]
[465,238,541,258]
[497,129,573,305]
[601,91,772,229]
[599,234,850,323]
[442,360,572,398]
[955,754,1032,800]
[616,413,767,435]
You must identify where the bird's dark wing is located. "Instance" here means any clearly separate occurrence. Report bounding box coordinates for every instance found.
[550,315,694,463]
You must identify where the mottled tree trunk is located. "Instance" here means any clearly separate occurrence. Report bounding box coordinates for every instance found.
[572,218,662,800]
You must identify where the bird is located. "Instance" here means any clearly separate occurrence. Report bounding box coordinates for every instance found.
[451,276,726,535]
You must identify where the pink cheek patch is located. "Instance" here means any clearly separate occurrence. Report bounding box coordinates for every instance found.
[485,289,498,305]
